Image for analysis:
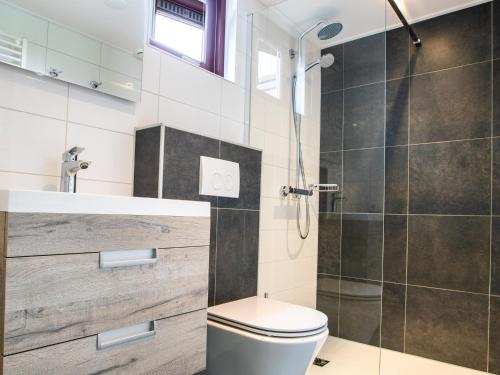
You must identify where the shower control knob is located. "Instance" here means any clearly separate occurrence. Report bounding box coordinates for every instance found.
[280,186,291,197]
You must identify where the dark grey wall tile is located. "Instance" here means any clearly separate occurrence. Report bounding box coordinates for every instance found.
[343,148,384,213]
[386,78,409,147]
[321,45,343,93]
[317,275,340,336]
[383,215,407,284]
[406,286,488,371]
[341,214,383,280]
[318,213,341,275]
[409,139,491,215]
[410,3,491,74]
[495,60,500,136]
[208,208,217,307]
[320,91,343,152]
[343,83,385,150]
[339,278,381,346]
[381,282,405,352]
[386,27,410,80]
[344,33,385,89]
[489,296,500,373]
[385,146,408,214]
[493,0,500,59]
[410,62,491,144]
[319,152,342,213]
[134,126,161,198]
[218,142,262,210]
[136,126,261,309]
[494,138,500,214]
[408,215,490,293]
[491,217,500,295]
[163,127,219,206]
[215,209,259,305]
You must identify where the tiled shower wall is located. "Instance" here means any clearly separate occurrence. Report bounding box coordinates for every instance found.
[134,126,261,306]
[318,1,500,372]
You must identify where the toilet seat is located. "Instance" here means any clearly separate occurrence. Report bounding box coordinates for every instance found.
[207,296,328,339]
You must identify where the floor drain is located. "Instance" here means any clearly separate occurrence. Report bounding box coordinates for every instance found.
[313,357,330,367]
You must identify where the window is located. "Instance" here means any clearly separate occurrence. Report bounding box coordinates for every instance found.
[151,0,226,76]
[256,41,280,99]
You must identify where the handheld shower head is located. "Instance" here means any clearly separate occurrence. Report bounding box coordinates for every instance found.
[305,53,335,72]
[319,53,335,68]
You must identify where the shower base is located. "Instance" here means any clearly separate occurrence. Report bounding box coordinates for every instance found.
[308,336,488,375]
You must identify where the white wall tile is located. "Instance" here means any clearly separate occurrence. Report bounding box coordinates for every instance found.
[68,85,138,134]
[158,96,220,139]
[136,91,159,128]
[0,172,59,191]
[219,117,245,144]
[66,123,134,184]
[77,179,133,196]
[0,64,68,120]
[142,45,161,94]
[0,108,66,175]
[271,285,316,308]
[221,80,245,123]
[159,53,222,114]
[234,51,248,88]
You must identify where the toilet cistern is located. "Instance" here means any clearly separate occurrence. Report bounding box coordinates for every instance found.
[60,146,91,193]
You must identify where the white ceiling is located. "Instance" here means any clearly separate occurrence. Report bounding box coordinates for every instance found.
[259,0,491,47]
[6,0,146,52]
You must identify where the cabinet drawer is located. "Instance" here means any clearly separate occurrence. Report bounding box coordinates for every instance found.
[5,213,210,256]
[4,246,209,354]
[3,309,207,375]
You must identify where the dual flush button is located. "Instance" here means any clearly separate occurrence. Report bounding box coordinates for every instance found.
[199,156,240,198]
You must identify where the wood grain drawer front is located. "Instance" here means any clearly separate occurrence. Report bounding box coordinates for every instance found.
[3,309,207,375]
[5,213,210,257]
[4,246,209,355]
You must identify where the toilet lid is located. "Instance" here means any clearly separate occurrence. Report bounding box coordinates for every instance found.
[207,297,328,338]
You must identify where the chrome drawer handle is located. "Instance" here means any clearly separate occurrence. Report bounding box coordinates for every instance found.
[99,249,159,269]
[97,321,157,350]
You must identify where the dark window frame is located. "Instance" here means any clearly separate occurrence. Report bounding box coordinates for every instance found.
[151,0,226,76]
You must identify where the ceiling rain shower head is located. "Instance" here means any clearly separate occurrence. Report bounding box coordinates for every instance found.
[317,22,343,40]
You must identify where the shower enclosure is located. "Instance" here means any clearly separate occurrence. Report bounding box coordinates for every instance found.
[247,0,499,374]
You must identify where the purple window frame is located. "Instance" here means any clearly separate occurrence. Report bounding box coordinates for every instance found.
[151,0,226,77]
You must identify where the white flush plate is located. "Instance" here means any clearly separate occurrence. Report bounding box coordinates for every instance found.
[199,156,240,198]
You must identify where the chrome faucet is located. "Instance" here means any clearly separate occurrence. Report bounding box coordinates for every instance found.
[60,147,91,193]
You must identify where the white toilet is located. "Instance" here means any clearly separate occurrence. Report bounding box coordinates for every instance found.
[207,296,329,375]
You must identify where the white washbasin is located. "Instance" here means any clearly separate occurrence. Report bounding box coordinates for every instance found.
[0,190,210,217]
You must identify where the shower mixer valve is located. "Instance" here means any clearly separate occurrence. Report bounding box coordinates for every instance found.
[280,184,340,198]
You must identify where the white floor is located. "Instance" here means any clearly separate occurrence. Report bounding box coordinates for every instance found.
[309,337,489,375]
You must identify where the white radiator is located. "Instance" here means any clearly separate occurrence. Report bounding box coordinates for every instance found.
[0,31,26,69]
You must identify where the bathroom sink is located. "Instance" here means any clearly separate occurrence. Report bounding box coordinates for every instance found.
[0,190,210,217]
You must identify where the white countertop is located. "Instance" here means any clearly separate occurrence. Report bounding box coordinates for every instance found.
[0,190,210,217]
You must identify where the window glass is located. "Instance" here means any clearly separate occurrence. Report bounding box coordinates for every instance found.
[151,0,227,76]
[154,13,204,62]
[257,42,280,99]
